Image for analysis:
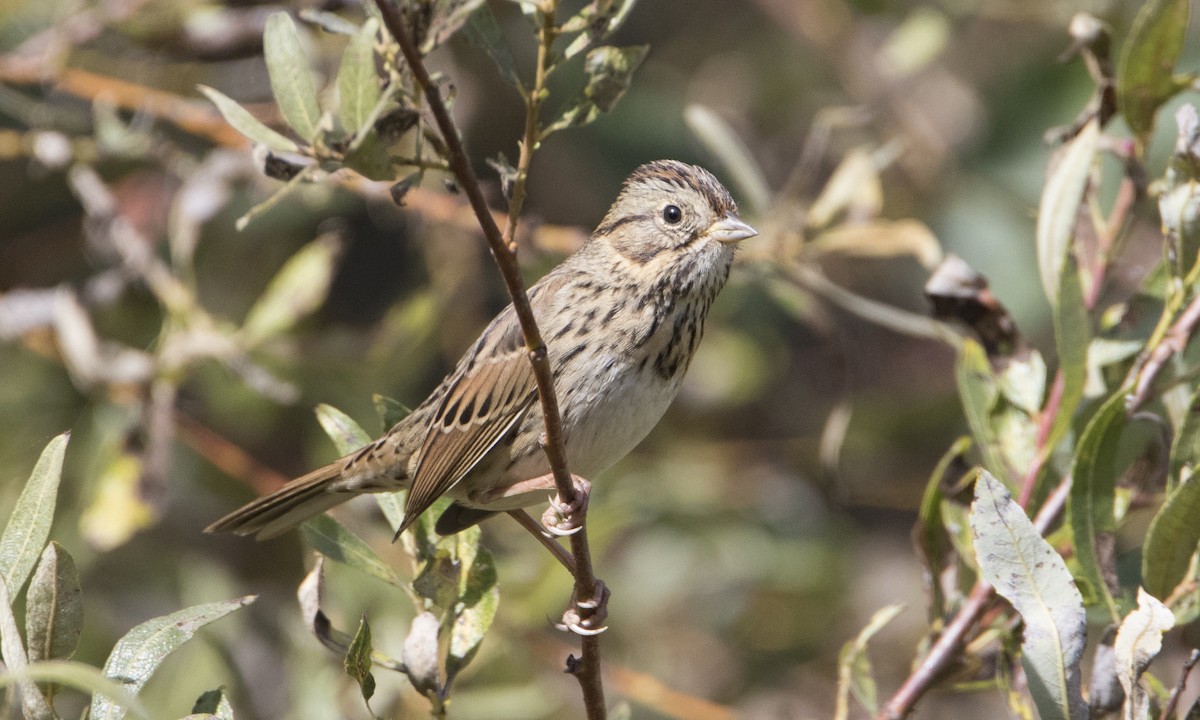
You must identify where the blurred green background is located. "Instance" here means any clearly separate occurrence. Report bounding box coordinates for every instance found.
[1,0,1197,717]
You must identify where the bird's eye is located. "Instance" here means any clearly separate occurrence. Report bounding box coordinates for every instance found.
[662,204,683,224]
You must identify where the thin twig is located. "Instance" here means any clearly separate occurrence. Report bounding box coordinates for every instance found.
[1160,649,1200,720]
[1127,292,1200,412]
[372,4,607,718]
[508,509,576,574]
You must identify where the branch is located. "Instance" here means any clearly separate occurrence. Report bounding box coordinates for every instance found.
[371,4,607,718]
[1126,291,1200,412]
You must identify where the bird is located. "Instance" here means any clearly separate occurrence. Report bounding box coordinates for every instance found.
[206,160,757,540]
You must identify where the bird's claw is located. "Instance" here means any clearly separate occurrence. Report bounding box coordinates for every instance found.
[541,475,591,536]
[554,580,610,636]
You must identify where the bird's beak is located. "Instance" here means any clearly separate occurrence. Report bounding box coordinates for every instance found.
[707,214,758,244]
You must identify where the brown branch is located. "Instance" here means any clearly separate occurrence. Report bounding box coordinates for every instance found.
[1127,292,1200,412]
[372,4,606,718]
[1159,649,1200,720]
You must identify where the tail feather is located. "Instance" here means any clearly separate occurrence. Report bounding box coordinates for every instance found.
[205,461,350,540]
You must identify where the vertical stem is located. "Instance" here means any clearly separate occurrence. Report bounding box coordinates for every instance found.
[372,4,606,718]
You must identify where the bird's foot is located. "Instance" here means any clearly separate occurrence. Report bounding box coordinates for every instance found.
[542,475,591,537]
[555,580,609,636]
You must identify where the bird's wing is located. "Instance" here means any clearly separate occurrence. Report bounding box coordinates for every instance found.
[401,274,569,532]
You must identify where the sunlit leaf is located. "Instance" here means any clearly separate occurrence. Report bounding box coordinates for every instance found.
[198,86,299,153]
[805,219,943,270]
[299,8,360,35]
[445,540,499,686]
[26,542,82,663]
[806,148,882,230]
[1066,390,1125,620]
[301,515,402,587]
[834,604,904,720]
[79,451,154,552]
[0,575,54,720]
[1143,467,1200,600]
[915,436,971,619]
[955,340,1009,482]
[315,403,372,455]
[997,352,1046,416]
[1117,0,1192,145]
[264,12,322,142]
[0,660,149,720]
[971,471,1087,720]
[1036,119,1097,305]
[345,616,377,707]
[89,596,256,720]
[241,233,342,347]
[1045,254,1090,466]
[0,433,67,597]
[1114,588,1174,720]
[337,19,382,136]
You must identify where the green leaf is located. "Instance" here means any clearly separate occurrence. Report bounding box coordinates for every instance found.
[0,660,149,720]
[1066,390,1125,620]
[1142,467,1200,600]
[336,19,382,136]
[445,541,499,686]
[544,45,648,135]
[26,541,83,663]
[192,687,236,719]
[464,4,523,90]
[264,12,323,142]
[684,104,772,217]
[315,403,372,455]
[1036,119,1098,305]
[0,575,55,720]
[197,86,299,153]
[241,233,342,347]
[1114,588,1174,720]
[955,339,1009,482]
[0,433,67,597]
[301,515,402,587]
[561,0,638,59]
[298,8,361,36]
[997,351,1047,416]
[1168,385,1200,485]
[295,558,406,672]
[914,436,972,620]
[971,471,1087,720]
[345,616,377,707]
[1045,254,1091,465]
[834,604,905,720]
[373,394,412,432]
[89,596,256,720]
[1117,0,1192,145]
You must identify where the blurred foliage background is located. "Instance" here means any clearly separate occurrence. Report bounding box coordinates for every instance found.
[1,0,1198,718]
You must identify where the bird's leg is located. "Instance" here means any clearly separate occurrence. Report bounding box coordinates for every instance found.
[556,580,610,636]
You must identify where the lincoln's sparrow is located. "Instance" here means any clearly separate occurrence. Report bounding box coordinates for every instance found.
[207,160,757,539]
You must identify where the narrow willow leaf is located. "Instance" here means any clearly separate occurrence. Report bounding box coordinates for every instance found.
[373,394,411,432]
[90,596,256,720]
[241,233,342,347]
[1046,254,1090,464]
[0,660,149,720]
[1117,0,1192,145]
[336,19,382,136]
[402,611,441,697]
[299,8,360,35]
[0,577,55,720]
[301,515,402,587]
[1142,468,1200,600]
[1114,588,1174,720]
[684,104,771,217]
[345,616,377,705]
[315,404,372,455]
[296,557,406,672]
[464,4,523,89]
[1036,119,1098,305]
[955,339,1009,482]
[0,433,68,597]
[1169,386,1200,484]
[997,351,1047,417]
[26,541,83,663]
[445,543,499,686]
[834,604,905,720]
[545,45,648,135]
[915,436,972,619]
[1067,391,1125,619]
[192,687,236,719]
[561,0,637,59]
[264,12,323,142]
[971,471,1087,720]
[197,86,299,153]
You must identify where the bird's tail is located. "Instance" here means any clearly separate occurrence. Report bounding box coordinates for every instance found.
[205,460,352,540]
